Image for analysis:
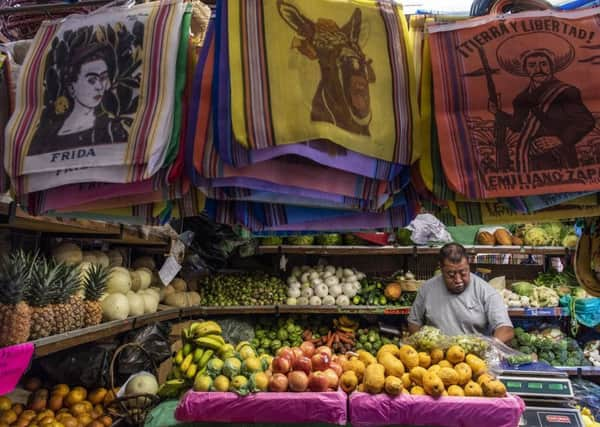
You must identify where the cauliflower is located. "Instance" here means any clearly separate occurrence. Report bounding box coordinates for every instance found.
[524,227,551,246]
[519,296,530,306]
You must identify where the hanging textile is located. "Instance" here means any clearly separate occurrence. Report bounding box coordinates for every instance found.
[5,1,185,196]
[429,6,600,198]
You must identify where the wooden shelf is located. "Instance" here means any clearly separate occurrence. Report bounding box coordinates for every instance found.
[257,245,573,256]
[0,203,169,246]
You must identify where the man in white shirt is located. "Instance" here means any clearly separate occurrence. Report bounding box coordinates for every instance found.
[408,243,514,343]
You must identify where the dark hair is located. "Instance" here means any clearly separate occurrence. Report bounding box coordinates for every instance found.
[439,243,468,265]
[64,43,109,87]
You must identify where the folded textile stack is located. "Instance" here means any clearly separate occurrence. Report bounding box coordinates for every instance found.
[184,0,420,231]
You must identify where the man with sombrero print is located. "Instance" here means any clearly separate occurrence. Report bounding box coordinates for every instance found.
[488,32,595,173]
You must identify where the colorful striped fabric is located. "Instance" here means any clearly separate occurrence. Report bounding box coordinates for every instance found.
[429,8,600,199]
[5,1,185,196]
[218,0,418,170]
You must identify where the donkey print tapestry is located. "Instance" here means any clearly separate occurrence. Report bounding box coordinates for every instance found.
[430,9,600,199]
[227,0,418,165]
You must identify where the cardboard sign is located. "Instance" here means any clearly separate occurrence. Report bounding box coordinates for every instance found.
[0,343,34,395]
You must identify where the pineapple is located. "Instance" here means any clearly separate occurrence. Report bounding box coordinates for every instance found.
[83,264,109,327]
[50,263,82,334]
[27,259,59,340]
[0,253,31,346]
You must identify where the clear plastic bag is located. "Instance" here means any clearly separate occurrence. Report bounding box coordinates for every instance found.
[219,318,255,345]
[402,326,451,352]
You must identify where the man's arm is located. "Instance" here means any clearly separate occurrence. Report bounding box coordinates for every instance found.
[493,325,514,343]
[484,287,514,343]
[407,288,426,334]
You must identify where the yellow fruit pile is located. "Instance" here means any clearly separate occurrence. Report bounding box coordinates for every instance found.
[341,344,507,398]
[0,380,114,427]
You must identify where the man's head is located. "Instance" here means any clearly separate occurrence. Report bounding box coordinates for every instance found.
[523,51,554,85]
[438,243,470,294]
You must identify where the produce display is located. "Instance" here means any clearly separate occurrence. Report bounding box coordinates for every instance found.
[355,277,417,306]
[260,234,373,246]
[502,281,559,308]
[509,327,589,367]
[340,343,507,398]
[160,278,201,308]
[476,223,577,247]
[252,317,305,355]
[198,273,286,306]
[284,265,365,306]
[0,379,114,427]
[404,326,490,358]
[302,316,358,355]
[584,341,600,367]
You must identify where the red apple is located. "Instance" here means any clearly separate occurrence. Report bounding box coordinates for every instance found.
[323,368,339,389]
[272,356,292,374]
[277,346,296,362]
[311,352,331,371]
[333,354,347,365]
[329,361,343,377]
[269,373,289,392]
[288,370,309,392]
[300,341,316,358]
[292,356,312,376]
[308,371,330,392]
[291,347,304,361]
[316,346,333,358]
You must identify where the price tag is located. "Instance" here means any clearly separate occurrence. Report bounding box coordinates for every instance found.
[158,256,182,286]
[383,308,410,315]
[0,343,34,395]
[524,307,556,316]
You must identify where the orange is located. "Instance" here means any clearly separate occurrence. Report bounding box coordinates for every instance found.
[68,403,86,417]
[70,388,86,401]
[39,416,55,425]
[63,391,84,408]
[0,397,11,411]
[52,385,70,398]
[24,378,42,392]
[20,409,36,420]
[79,401,93,413]
[102,389,118,406]
[87,389,107,406]
[48,395,64,412]
[92,405,104,416]
[76,413,92,426]
[35,410,54,421]
[99,415,113,427]
[0,409,17,424]
[12,403,24,416]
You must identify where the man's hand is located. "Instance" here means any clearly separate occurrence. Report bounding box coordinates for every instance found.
[407,322,421,335]
[532,136,562,155]
[494,326,514,343]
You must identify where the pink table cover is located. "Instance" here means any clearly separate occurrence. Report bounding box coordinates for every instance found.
[175,390,347,425]
[349,392,524,427]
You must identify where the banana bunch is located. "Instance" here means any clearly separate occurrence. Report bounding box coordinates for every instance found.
[170,321,225,381]
[574,226,600,297]
[158,379,187,399]
[334,315,359,333]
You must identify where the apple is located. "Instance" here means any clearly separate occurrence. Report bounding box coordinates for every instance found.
[300,341,316,358]
[291,347,304,361]
[277,347,296,362]
[329,361,343,377]
[316,346,332,358]
[269,373,288,392]
[288,371,309,392]
[311,352,331,371]
[272,356,292,374]
[308,372,329,392]
[292,356,312,376]
[323,369,339,389]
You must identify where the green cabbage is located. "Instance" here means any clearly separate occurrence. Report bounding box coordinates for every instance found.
[207,358,224,378]
[260,236,283,245]
[512,281,535,297]
[396,228,413,246]
[562,233,578,249]
[314,233,343,245]
[541,222,564,246]
[285,235,315,245]
[223,357,242,379]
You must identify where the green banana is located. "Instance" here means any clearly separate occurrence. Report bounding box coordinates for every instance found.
[203,334,225,346]
[180,353,193,372]
[158,379,187,399]
[198,349,214,368]
[182,343,193,356]
[193,348,205,363]
[182,327,191,343]
[174,349,184,365]
[186,363,198,379]
[172,365,183,380]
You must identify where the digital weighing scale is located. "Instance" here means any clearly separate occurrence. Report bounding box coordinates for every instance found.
[498,364,584,427]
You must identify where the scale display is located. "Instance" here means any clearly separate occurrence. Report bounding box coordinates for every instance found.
[521,407,584,427]
[499,376,573,398]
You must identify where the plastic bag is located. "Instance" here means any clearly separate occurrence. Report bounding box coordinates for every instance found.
[219,318,255,345]
[402,326,450,352]
[406,213,452,245]
[476,336,534,373]
[572,379,600,421]
[38,343,117,388]
[117,323,172,384]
